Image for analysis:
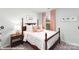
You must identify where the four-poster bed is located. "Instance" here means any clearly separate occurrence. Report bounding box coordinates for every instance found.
[22,18,60,50]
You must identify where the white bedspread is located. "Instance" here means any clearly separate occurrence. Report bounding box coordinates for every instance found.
[23,30,59,50]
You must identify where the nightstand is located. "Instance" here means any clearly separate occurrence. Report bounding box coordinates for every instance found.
[11,33,23,47]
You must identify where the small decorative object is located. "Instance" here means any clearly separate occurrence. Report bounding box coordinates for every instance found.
[67,18,69,20]
[62,18,65,20]
[61,17,77,21]
[72,17,74,19]
[0,26,4,30]
[16,30,20,35]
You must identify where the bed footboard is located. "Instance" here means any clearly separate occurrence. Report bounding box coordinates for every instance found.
[45,28,60,50]
[45,33,47,50]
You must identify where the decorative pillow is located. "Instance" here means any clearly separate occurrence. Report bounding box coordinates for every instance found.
[37,29,44,32]
[33,26,45,32]
[33,26,38,32]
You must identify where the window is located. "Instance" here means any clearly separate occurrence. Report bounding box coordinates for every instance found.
[46,18,50,30]
[46,12,50,30]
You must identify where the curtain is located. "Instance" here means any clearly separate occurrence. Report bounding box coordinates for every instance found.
[50,9,56,31]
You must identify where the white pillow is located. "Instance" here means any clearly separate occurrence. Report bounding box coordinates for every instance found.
[26,25,33,32]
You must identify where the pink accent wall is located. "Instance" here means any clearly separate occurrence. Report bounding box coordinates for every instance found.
[50,9,56,31]
[42,12,46,29]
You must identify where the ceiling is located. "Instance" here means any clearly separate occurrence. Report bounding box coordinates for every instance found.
[0,8,55,13]
[27,8,55,13]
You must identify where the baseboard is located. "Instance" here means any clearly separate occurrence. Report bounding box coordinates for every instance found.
[62,40,79,47]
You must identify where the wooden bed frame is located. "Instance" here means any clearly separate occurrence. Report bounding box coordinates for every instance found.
[21,18,60,50]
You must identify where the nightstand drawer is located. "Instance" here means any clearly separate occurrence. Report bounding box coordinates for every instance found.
[12,38,21,42]
[11,34,23,47]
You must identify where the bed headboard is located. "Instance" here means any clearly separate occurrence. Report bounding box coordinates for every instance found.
[22,18,26,31]
[22,18,25,40]
[22,18,28,40]
[23,26,26,31]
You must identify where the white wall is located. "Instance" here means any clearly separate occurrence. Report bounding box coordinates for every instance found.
[56,8,79,46]
[0,8,38,47]
[37,13,42,25]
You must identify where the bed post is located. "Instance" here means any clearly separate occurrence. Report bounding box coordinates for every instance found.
[45,33,47,50]
[22,18,23,40]
[59,28,60,43]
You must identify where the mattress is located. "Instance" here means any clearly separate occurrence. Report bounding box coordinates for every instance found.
[23,30,59,50]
